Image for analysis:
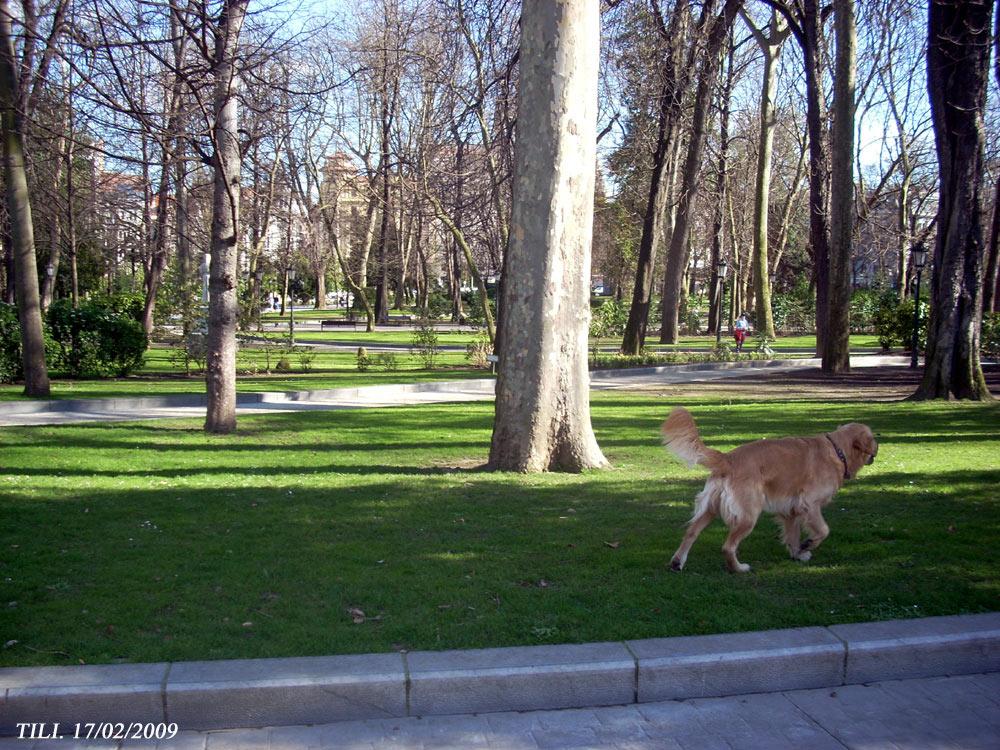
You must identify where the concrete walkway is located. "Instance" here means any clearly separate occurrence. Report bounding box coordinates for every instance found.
[0,356,909,427]
[2,672,997,748]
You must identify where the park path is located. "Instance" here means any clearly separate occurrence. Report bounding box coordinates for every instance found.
[1,672,996,749]
[0,356,909,427]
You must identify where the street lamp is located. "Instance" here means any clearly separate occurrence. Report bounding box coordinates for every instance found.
[909,243,928,369]
[287,268,297,346]
[715,259,729,346]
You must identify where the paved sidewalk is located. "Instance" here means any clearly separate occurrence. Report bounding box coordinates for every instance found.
[3,672,997,749]
[0,356,909,427]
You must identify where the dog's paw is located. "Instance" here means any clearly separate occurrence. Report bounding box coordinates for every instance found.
[669,557,684,572]
[796,551,812,562]
[729,562,751,573]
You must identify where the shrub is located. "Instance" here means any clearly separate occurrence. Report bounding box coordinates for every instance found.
[466,330,494,369]
[465,290,495,328]
[0,302,23,383]
[981,312,1000,360]
[710,340,735,362]
[410,318,439,369]
[873,292,928,352]
[589,298,628,338]
[424,291,452,319]
[753,335,775,358]
[375,351,399,371]
[47,299,147,378]
[849,289,881,332]
[297,348,317,372]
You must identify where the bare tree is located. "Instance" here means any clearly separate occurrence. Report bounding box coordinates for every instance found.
[742,7,790,339]
[0,0,66,396]
[489,0,607,473]
[659,0,743,344]
[204,0,249,433]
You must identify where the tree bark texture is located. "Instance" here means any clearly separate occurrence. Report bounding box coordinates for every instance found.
[660,0,743,344]
[801,0,832,353]
[821,0,856,373]
[489,0,607,473]
[204,0,248,433]
[914,0,993,400]
[0,0,49,396]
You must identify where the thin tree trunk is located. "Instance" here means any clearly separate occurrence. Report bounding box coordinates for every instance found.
[802,0,832,354]
[983,176,999,314]
[707,33,736,336]
[39,130,66,311]
[822,0,856,373]
[204,0,248,433]
[621,2,691,354]
[913,0,993,401]
[744,8,788,339]
[489,0,606,473]
[0,0,48,396]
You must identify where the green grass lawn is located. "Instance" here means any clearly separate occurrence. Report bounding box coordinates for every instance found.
[1,392,996,667]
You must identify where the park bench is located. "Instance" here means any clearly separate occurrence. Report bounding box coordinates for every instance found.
[320,317,361,330]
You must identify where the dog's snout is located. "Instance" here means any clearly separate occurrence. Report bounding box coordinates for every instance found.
[866,455,875,465]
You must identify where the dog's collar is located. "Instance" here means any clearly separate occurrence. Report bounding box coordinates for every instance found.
[826,434,850,480]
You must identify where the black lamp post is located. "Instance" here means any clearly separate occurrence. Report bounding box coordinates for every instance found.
[715,259,729,346]
[287,268,297,347]
[909,243,928,369]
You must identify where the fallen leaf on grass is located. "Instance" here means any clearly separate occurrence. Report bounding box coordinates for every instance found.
[347,607,384,624]
[604,541,621,549]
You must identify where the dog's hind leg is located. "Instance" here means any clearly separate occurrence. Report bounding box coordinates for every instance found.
[722,517,759,573]
[669,483,719,571]
[670,509,716,571]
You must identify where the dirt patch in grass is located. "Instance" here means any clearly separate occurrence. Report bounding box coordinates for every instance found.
[636,365,1000,402]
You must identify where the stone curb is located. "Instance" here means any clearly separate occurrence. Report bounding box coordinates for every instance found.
[1,613,996,734]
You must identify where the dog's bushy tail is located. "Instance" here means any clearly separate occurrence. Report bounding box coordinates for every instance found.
[661,407,728,474]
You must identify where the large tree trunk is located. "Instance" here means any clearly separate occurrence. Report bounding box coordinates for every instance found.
[0,1,49,396]
[204,0,247,433]
[821,0,856,373]
[660,0,742,344]
[744,9,788,339]
[489,0,607,473]
[913,0,993,401]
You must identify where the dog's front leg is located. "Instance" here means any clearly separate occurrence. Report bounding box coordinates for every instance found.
[780,514,809,561]
[799,506,831,559]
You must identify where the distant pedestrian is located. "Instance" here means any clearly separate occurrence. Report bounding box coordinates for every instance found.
[734,313,751,352]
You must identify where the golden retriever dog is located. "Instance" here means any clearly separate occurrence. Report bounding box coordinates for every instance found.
[661,407,878,573]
